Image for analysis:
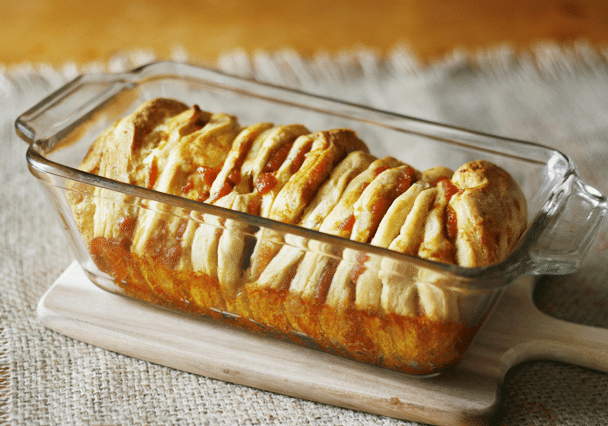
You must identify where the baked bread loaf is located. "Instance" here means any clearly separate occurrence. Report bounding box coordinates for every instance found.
[68,98,528,374]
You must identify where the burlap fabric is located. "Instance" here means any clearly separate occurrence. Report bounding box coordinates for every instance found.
[1,44,608,425]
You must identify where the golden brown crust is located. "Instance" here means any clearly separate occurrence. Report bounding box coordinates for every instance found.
[450,160,528,267]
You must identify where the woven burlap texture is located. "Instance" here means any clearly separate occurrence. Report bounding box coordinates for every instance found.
[2,43,608,425]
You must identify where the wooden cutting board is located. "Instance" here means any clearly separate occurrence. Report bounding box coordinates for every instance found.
[37,261,608,426]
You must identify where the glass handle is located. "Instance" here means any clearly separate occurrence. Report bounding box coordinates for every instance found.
[529,174,608,275]
[15,73,131,146]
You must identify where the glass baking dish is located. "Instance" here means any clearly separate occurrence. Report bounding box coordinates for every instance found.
[16,61,608,377]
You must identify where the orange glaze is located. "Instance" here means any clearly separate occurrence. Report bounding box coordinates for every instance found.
[86,235,474,376]
[208,170,242,204]
[253,172,278,195]
[319,304,383,364]
[373,165,390,177]
[90,236,227,316]
[263,141,293,173]
[207,182,232,204]
[435,176,459,200]
[301,154,334,205]
[396,166,416,193]
[246,195,262,215]
[227,168,241,186]
[289,146,310,174]
[90,236,133,283]
[369,197,390,220]
[242,286,293,335]
[240,281,470,374]
[148,158,159,189]
[117,215,137,237]
[197,164,223,188]
[283,294,326,345]
[190,164,226,202]
[181,178,195,194]
[338,214,356,232]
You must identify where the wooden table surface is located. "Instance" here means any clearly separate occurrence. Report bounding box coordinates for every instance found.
[1,0,607,66]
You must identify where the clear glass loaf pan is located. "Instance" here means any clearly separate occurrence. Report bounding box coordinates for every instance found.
[16,61,608,377]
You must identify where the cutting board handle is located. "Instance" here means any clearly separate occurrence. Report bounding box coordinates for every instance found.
[464,277,608,380]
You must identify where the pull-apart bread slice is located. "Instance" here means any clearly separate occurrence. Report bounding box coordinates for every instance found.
[69,98,528,374]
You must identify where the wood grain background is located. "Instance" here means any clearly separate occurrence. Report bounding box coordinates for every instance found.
[2,0,607,66]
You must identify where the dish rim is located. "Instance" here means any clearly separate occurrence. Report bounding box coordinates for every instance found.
[16,60,605,292]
